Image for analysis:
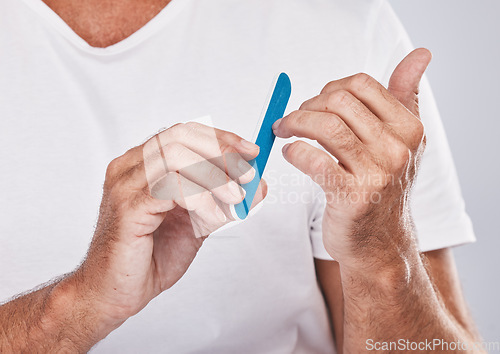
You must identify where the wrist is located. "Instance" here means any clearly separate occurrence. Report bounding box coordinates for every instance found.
[340,253,417,291]
[43,273,125,349]
[333,206,419,271]
[338,250,435,318]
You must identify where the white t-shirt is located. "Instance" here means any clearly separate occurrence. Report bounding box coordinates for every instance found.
[0,0,475,352]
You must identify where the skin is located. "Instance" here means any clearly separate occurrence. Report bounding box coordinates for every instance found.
[273,50,482,352]
[41,0,173,48]
[0,122,266,352]
[0,1,482,352]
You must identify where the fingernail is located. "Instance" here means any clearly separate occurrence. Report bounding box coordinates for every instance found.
[215,205,227,223]
[228,180,245,201]
[272,118,282,131]
[240,139,258,151]
[282,143,291,154]
[238,159,256,181]
[229,204,240,221]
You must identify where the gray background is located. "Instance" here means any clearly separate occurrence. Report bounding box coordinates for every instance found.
[389,0,500,342]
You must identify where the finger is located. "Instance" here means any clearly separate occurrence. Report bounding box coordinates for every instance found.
[144,195,177,215]
[189,123,258,183]
[388,48,432,116]
[215,178,268,221]
[273,110,368,174]
[318,73,425,149]
[182,121,260,158]
[281,140,346,189]
[112,123,259,184]
[214,151,255,185]
[121,190,175,237]
[150,172,228,230]
[184,190,227,234]
[298,90,387,146]
[144,142,245,205]
[319,72,413,126]
[157,122,257,182]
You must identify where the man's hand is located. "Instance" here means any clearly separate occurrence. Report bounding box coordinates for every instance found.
[0,122,266,352]
[273,49,482,352]
[272,49,430,271]
[75,122,266,329]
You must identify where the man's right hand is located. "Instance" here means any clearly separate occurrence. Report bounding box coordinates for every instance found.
[65,122,266,338]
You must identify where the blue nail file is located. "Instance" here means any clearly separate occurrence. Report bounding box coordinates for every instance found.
[233,73,292,220]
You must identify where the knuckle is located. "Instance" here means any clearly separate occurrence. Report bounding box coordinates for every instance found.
[288,110,307,127]
[105,154,133,185]
[286,110,299,120]
[309,155,330,174]
[106,157,122,179]
[161,142,182,161]
[171,122,183,128]
[320,81,335,94]
[285,141,304,159]
[166,122,185,138]
[393,141,411,166]
[300,95,322,111]
[412,119,425,142]
[328,90,352,109]
[207,164,223,183]
[105,147,144,190]
[170,122,184,130]
[182,121,203,139]
[183,121,202,134]
[219,131,240,146]
[350,72,375,92]
[218,142,236,156]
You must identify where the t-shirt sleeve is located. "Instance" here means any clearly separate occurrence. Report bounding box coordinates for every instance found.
[374,1,476,252]
[409,76,476,252]
[309,0,475,259]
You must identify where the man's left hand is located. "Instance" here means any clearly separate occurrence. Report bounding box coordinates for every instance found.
[272,48,432,273]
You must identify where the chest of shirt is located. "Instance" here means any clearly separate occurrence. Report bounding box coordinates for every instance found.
[0,35,330,298]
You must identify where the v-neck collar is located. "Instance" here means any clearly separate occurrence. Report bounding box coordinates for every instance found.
[21,0,188,56]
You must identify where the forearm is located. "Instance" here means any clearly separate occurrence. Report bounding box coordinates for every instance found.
[0,273,122,352]
[340,233,479,353]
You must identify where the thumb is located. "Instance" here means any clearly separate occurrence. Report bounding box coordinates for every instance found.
[388,48,432,117]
